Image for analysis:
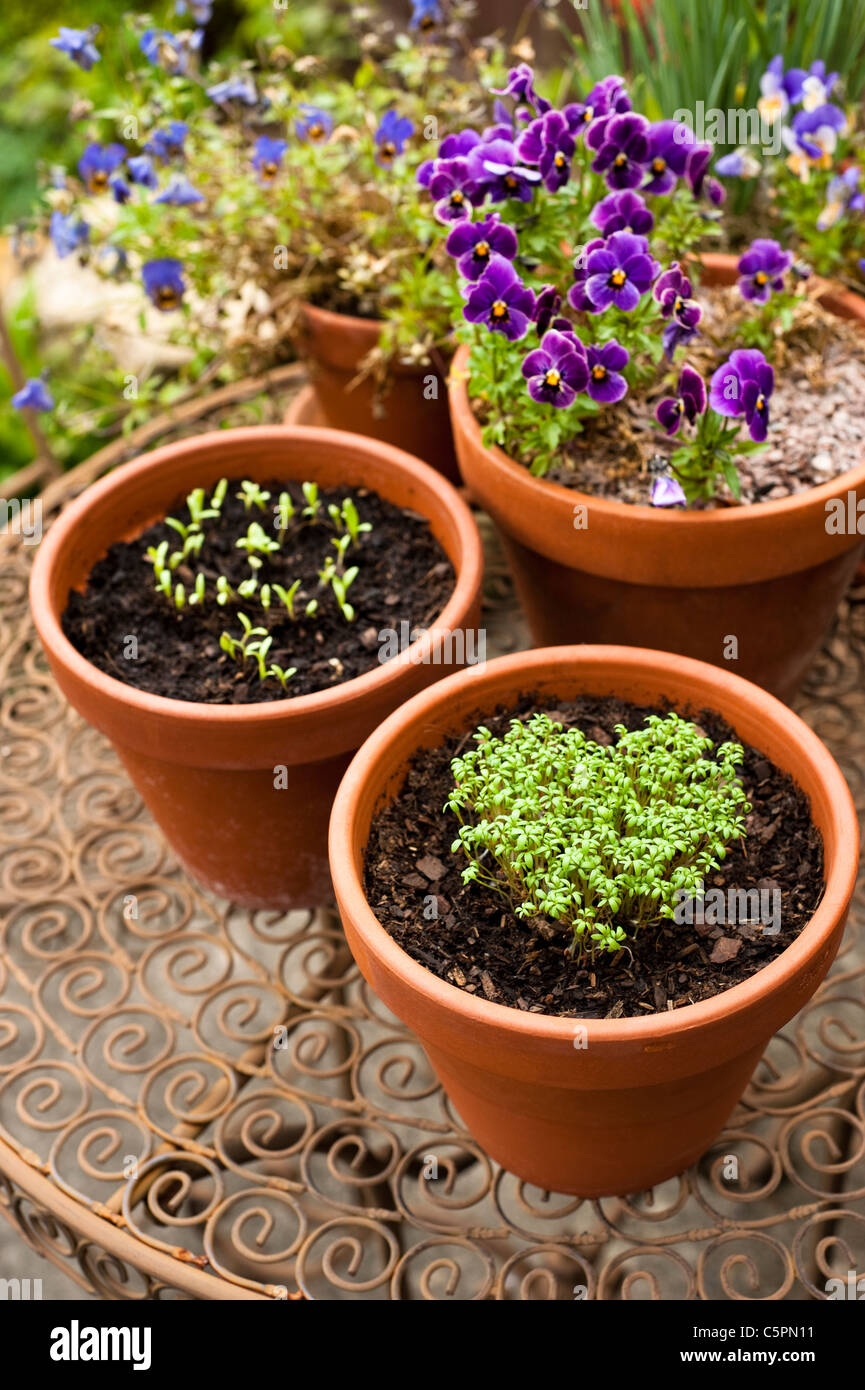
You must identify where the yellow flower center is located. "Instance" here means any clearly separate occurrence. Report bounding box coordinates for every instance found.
[504,173,517,188]
[451,190,464,203]
[475,241,490,258]
[381,142,396,160]
[653,157,666,173]
[262,161,278,180]
[90,171,108,192]
[555,153,566,167]
[674,296,684,313]
[592,364,607,380]
[755,271,769,285]
[610,268,627,287]
[491,300,508,319]
[309,124,324,141]
[583,107,594,123]
[756,393,766,413]
[545,369,562,387]
[155,286,180,310]
[614,153,627,167]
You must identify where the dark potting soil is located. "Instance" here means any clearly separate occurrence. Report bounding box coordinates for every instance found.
[61,479,454,704]
[363,694,825,1019]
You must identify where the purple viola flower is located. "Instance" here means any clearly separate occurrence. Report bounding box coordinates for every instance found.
[586,340,629,404]
[786,105,847,165]
[590,189,654,237]
[565,75,631,138]
[128,155,157,188]
[410,0,442,32]
[207,75,257,106]
[643,122,683,195]
[50,210,89,258]
[445,214,517,280]
[140,29,191,76]
[483,101,515,142]
[154,175,205,206]
[516,110,575,192]
[144,123,188,163]
[737,239,792,303]
[758,57,796,125]
[252,136,288,185]
[714,148,761,179]
[709,349,774,443]
[50,26,100,71]
[296,105,332,143]
[12,377,53,413]
[111,176,131,204]
[492,64,550,115]
[818,168,865,230]
[656,364,707,436]
[78,143,126,195]
[587,111,650,191]
[800,61,840,110]
[429,159,475,222]
[859,259,865,279]
[654,262,702,360]
[584,231,659,313]
[532,285,564,337]
[651,475,687,507]
[375,110,414,167]
[522,329,589,408]
[142,258,186,311]
[569,237,606,313]
[417,130,482,191]
[470,138,542,202]
[463,256,535,341]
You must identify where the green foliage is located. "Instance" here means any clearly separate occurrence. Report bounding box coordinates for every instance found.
[447,712,751,962]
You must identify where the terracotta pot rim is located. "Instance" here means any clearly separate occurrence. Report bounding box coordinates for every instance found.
[300,299,384,336]
[29,425,483,730]
[329,644,859,1045]
[449,252,865,529]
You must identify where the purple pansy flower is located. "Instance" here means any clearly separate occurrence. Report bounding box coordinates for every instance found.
[709,349,774,443]
[737,239,793,303]
[11,378,54,413]
[144,123,188,162]
[492,64,550,115]
[470,138,542,202]
[584,231,659,313]
[569,237,606,313]
[252,137,288,184]
[207,75,257,106]
[128,155,158,188]
[654,262,702,358]
[651,475,687,507]
[49,210,89,258]
[142,258,186,311]
[591,189,654,236]
[643,122,684,195]
[375,109,414,166]
[429,159,475,222]
[532,285,565,337]
[656,364,707,436]
[566,75,631,139]
[714,147,762,179]
[463,256,535,341]
[153,175,205,206]
[50,26,100,71]
[522,329,589,408]
[786,104,847,164]
[78,143,126,195]
[818,168,865,230]
[445,214,517,280]
[296,105,332,142]
[585,340,630,403]
[516,110,575,191]
[417,130,482,190]
[111,176,131,204]
[587,111,650,191]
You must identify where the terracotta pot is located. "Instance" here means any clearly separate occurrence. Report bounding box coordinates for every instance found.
[30,426,483,911]
[449,256,865,703]
[296,302,460,483]
[330,645,858,1196]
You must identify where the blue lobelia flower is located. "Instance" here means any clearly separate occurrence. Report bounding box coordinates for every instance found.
[462,255,536,341]
[144,123,189,163]
[153,175,206,206]
[207,75,258,106]
[656,364,706,436]
[140,30,192,76]
[50,26,100,71]
[375,110,415,166]
[410,0,442,33]
[78,143,126,194]
[142,258,186,311]
[252,136,288,184]
[128,155,158,188]
[709,349,774,442]
[50,210,89,258]
[12,377,54,412]
[296,105,333,142]
[522,329,589,407]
